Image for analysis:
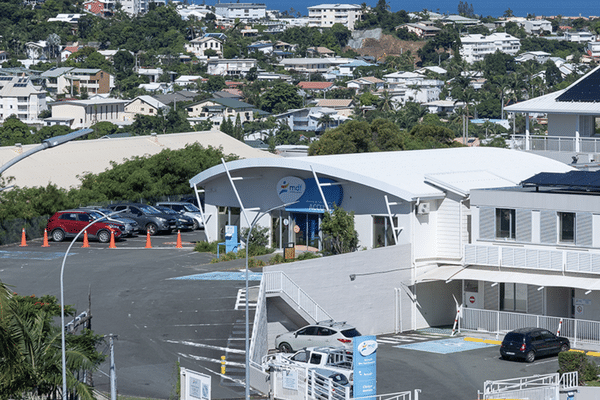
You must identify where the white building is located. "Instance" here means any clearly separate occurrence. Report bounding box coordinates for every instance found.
[588,41,600,59]
[307,3,363,30]
[0,76,47,124]
[207,59,257,77]
[564,31,595,43]
[280,58,350,73]
[383,71,444,105]
[116,0,148,15]
[460,33,521,64]
[520,19,552,35]
[49,98,129,129]
[213,2,266,22]
[125,95,169,117]
[184,36,223,58]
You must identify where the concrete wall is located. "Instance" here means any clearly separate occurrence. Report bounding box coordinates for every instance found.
[265,244,412,336]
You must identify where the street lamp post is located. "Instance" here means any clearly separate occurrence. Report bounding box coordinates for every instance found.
[60,210,124,400]
[245,202,296,400]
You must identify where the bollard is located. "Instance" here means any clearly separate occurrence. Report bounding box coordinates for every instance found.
[221,355,226,374]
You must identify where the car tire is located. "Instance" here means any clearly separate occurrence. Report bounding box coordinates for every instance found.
[526,351,535,363]
[561,343,570,353]
[278,342,293,353]
[146,223,158,236]
[192,220,199,230]
[97,230,111,243]
[52,229,65,242]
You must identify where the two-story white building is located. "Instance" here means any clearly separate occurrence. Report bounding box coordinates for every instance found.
[214,2,266,22]
[48,98,129,129]
[185,36,223,58]
[207,59,257,77]
[307,3,363,30]
[383,71,444,105]
[460,33,521,64]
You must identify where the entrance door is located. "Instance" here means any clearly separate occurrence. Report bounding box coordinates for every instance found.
[292,213,320,250]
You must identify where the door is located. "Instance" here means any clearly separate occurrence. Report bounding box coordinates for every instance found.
[293,213,320,249]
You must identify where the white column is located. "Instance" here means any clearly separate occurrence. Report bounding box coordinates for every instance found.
[525,113,530,151]
[575,115,580,153]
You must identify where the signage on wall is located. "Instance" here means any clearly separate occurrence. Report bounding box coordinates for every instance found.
[284,177,344,213]
[277,176,306,203]
[353,335,377,399]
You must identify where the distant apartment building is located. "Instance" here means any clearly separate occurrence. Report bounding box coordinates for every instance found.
[460,33,521,63]
[588,41,600,59]
[0,76,47,124]
[116,0,148,16]
[207,59,257,77]
[520,20,552,35]
[564,31,595,43]
[48,98,129,129]
[308,3,363,30]
[214,3,266,21]
[41,67,114,97]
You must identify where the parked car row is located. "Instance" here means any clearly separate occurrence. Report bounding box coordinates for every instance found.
[46,201,205,242]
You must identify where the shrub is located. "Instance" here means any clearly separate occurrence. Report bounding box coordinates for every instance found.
[194,241,219,253]
[558,351,600,384]
[269,254,285,265]
[297,252,320,261]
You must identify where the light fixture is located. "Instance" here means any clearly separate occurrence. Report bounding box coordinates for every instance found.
[537,286,545,291]
[445,279,452,283]
[491,282,498,287]
[585,290,592,295]
[349,274,356,281]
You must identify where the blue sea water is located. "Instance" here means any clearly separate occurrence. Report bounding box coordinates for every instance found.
[205,0,599,19]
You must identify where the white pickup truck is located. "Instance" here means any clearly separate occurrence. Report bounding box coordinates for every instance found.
[264,346,354,383]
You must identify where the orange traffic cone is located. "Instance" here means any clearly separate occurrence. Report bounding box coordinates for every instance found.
[42,229,50,247]
[145,230,152,249]
[176,230,183,248]
[82,230,89,248]
[109,230,116,249]
[20,228,27,247]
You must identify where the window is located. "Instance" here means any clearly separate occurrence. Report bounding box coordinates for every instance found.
[559,212,575,243]
[496,208,515,239]
[500,283,527,312]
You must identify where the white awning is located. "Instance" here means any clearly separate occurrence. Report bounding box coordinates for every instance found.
[417,266,600,291]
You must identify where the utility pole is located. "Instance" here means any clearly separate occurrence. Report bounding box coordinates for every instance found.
[105,334,118,400]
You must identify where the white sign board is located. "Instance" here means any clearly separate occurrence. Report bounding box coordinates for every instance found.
[282,370,298,390]
[574,298,592,306]
[181,367,211,400]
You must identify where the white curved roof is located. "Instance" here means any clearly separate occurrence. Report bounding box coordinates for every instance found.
[0,130,279,190]
[190,147,574,201]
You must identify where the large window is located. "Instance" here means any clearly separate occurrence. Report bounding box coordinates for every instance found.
[500,283,527,312]
[496,209,515,239]
[559,212,575,243]
[373,216,397,247]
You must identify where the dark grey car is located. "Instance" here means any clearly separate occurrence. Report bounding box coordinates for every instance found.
[107,203,177,235]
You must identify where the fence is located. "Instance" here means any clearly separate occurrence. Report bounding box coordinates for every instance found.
[263,271,332,323]
[460,306,600,348]
[510,134,600,153]
[478,372,578,400]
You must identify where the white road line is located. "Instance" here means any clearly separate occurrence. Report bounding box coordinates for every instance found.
[178,352,245,367]
[235,288,257,310]
[165,339,246,354]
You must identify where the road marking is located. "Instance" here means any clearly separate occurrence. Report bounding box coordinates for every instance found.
[170,271,263,281]
[165,339,246,354]
[235,288,257,310]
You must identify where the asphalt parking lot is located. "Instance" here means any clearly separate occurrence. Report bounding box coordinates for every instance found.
[0,231,575,399]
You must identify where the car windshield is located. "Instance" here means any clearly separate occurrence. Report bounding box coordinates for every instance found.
[341,328,361,338]
[504,332,525,342]
[184,204,201,212]
[87,211,105,220]
[139,205,162,214]
[156,206,177,214]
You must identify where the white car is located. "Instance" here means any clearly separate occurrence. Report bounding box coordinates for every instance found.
[155,202,204,230]
[275,321,361,352]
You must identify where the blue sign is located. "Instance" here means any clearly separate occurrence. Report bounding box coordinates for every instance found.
[224,225,238,253]
[285,178,343,213]
[353,335,377,399]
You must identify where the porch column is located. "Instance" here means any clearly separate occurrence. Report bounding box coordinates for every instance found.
[525,112,530,151]
[575,115,580,153]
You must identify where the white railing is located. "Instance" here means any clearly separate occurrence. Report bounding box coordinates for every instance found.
[460,306,600,348]
[560,371,579,390]
[510,134,600,154]
[465,244,600,275]
[480,373,560,400]
[263,271,332,323]
[249,277,268,365]
[354,391,418,400]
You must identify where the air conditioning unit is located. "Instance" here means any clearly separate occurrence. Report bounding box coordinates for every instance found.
[417,202,430,215]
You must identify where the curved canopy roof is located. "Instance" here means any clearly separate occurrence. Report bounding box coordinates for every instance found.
[190,147,574,202]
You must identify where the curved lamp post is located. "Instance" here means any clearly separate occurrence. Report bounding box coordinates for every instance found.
[245,201,297,400]
[60,210,124,400]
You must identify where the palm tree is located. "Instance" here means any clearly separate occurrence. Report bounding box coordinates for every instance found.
[318,113,334,132]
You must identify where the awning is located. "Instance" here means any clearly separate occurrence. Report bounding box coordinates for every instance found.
[416,266,600,291]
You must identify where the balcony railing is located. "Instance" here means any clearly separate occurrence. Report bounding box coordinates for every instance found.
[465,243,600,274]
[510,134,600,153]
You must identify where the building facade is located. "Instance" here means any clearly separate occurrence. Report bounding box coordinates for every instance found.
[213,3,266,21]
[460,33,521,64]
[0,76,47,124]
[307,3,363,30]
[49,98,129,129]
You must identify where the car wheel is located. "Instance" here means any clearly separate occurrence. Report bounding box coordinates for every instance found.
[146,223,158,236]
[561,343,570,352]
[52,229,65,242]
[192,220,199,230]
[278,342,293,353]
[526,351,535,363]
[97,230,111,243]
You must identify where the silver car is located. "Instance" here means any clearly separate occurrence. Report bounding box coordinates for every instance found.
[275,321,361,352]
[155,201,204,230]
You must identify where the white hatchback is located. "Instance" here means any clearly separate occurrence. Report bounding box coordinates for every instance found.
[275,321,361,352]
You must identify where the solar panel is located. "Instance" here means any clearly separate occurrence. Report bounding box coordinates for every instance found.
[556,67,600,102]
[0,76,12,81]
[521,170,600,190]
[13,83,27,87]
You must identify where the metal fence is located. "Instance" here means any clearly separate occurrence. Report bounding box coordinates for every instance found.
[510,134,600,153]
[479,372,578,400]
[459,307,600,348]
[263,271,332,323]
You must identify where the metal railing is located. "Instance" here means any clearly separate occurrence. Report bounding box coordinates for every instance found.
[479,373,560,400]
[510,134,600,153]
[263,271,332,323]
[459,306,600,348]
[560,371,579,390]
[465,243,600,275]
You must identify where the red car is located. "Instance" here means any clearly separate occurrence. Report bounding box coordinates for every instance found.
[46,210,125,243]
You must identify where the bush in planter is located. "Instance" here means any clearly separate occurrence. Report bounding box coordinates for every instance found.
[558,351,600,384]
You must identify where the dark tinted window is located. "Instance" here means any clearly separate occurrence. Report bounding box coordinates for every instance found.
[310,353,322,364]
[78,213,91,222]
[317,327,335,336]
[297,326,318,336]
[504,332,525,342]
[291,351,309,362]
[541,331,555,340]
[341,328,361,338]
[59,213,77,221]
[530,333,542,341]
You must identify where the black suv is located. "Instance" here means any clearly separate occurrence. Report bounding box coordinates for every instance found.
[500,327,570,362]
[106,203,177,235]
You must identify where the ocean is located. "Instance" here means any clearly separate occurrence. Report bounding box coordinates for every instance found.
[206,0,599,19]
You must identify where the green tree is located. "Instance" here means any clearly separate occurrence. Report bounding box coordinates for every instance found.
[0,117,33,146]
[203,75,226,92]
[320,205,358,255]
[260,82,303,114]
